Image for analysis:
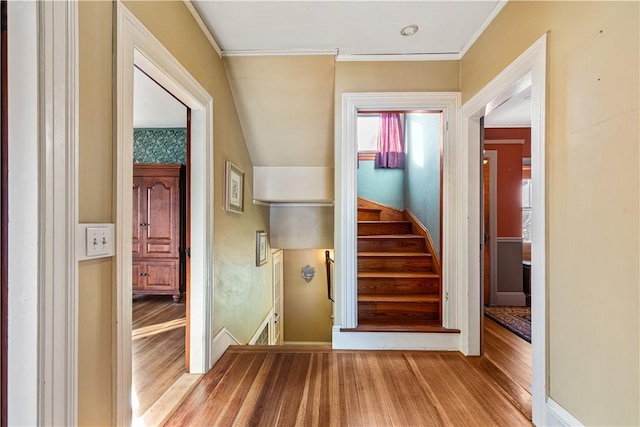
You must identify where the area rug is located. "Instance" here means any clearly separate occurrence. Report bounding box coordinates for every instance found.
[484,306,531,343]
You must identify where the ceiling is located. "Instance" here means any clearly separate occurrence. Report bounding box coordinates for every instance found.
[484,86,531,128]
[191,1,506,58]
[133,68,187,128]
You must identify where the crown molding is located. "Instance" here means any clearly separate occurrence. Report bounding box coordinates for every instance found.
[223,49,338,57]
[459,0,508,58]
[183,0,222,58]
[336,52,460,62]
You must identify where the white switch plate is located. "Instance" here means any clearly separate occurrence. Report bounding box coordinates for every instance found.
[77,223,115,261]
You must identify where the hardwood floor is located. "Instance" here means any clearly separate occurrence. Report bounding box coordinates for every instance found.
[132,295,186,417]
[167,321,532,426]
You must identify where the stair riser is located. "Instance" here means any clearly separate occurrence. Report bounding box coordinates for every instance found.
[358,302,440,323]
[358,223,412,236]
[358,238,426,252]
[358,211,381,221]
[358,257,433,272]
[358,278,439,294]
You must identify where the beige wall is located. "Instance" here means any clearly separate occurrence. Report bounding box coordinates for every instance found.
[462,2,639,425]
[78,2,272,424]
[283,250,333,342]
[78,2,114,424]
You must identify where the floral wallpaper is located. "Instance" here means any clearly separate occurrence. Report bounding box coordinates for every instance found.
[133,128,187,164]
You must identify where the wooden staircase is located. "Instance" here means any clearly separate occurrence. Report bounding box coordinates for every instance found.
[354,205,444,332]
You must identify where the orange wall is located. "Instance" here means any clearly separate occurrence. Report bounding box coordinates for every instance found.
[485,128,531,238]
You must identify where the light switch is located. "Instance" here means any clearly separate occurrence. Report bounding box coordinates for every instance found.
[78,223,115,260]
[86,227,110,256]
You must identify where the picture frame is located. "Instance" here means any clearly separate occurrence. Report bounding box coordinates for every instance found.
[256,231,267,266]
[224,160,244,213]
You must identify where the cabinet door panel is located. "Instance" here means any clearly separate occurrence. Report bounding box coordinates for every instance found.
[145,260,179,291]
[132,177,143,256]
[145,177,179,257]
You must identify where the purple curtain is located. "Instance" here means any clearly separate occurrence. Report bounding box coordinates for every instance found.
[375,113,405,169]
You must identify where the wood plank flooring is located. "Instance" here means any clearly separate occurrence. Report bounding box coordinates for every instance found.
[167,320,532,427]
[132,295,186,417]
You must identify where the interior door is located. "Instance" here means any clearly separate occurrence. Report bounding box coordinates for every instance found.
[271,250,283,345]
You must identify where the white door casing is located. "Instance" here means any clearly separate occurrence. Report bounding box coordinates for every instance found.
[8,1,79,425]
[457,34,547,424]
[335,92,460,337]
[115,4,215,425]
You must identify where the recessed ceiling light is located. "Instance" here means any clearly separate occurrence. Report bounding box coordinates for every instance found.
[400,24,419,37]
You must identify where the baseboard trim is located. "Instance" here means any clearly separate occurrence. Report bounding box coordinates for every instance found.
[332,326,459,350]
[140,373,202,427]
[283,341,332,346]
[496,291,526,306]
[545,398,584,426]
[211,327,241,366]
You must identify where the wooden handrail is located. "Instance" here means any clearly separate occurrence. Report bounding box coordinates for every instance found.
[325,250,334,302]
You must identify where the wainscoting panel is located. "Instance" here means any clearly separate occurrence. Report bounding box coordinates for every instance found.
[496,238,525,306]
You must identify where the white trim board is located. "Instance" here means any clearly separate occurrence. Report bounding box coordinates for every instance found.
[332,327,459,351]
[6,2,80,424]
[116,4,215,425]
[182,0,222,58]
[457,34,548,425]
[337,92,459,335]
[545,398,585,426]
[458,0,508,58]
[211,328,241,366]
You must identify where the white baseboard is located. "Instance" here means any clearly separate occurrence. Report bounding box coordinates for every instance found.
[332,326,460,350]
[496,291,526,306]
[211,327,240,366]
[283,341,332,345]
[545,398,583,426]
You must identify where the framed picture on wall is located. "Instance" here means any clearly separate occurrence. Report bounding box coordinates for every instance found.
[224,160,244,213]
[256,231,267,266]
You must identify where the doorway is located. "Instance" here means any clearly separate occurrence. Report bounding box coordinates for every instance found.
[130,67,190,420]
[335,92,459,349]
[458,34,546,424]
[115,4,215,425]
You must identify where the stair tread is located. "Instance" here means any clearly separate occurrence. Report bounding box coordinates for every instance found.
[359,294,440,303]
[358,272,439,279]
[342,323,459,333]
[358,221,410,224]
[358,234,423,239]
[358,252,432,257]
[358,208,382,212]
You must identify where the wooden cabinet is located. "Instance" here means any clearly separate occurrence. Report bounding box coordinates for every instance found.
[133,164,184,302]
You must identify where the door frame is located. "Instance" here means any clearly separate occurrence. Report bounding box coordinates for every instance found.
[115,4,215,425]
[335,92,459,337]
[270,249,284,345]
[457,34,546,423]
[7,1,79,424]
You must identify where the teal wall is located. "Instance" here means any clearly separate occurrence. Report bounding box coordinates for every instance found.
[357,160,404,210]
[405,114,441,257]
[133,128,187,164]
